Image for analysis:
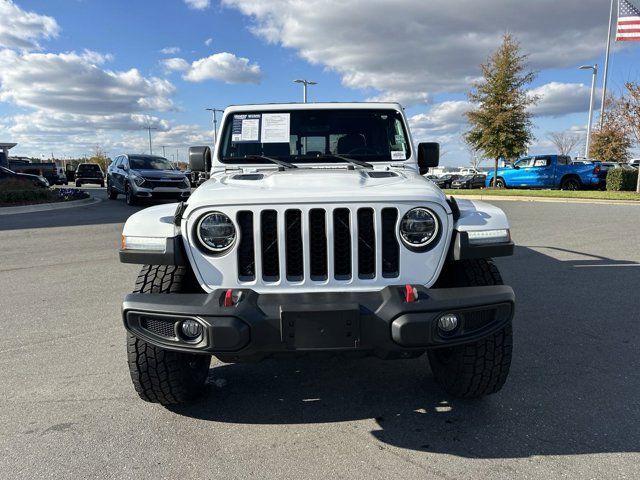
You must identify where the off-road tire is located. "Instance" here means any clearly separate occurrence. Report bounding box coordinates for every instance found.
[428,259,513,398]
[107,181,118,199]
[126,265,210,405]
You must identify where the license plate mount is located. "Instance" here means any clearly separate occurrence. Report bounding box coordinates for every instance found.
[280,303,360,350]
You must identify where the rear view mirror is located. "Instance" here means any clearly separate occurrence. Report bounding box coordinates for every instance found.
[417,142,439,175]
[189,146,212,173]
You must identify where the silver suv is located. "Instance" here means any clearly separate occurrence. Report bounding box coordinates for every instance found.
[107,154,191,206]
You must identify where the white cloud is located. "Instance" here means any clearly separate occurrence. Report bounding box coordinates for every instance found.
[184,0,210,10]
[0,0,59,50]
[529,82,600,117]
[205,37,213,47]
[160,46,181,55]
[166,52,262,84]
[223,0,610,105]
[409,101,473,137]
[162,57,191,72]
[0,49,176,115]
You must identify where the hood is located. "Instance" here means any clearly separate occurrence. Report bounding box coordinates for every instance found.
[132,169,187,179]
[185,167,447,211]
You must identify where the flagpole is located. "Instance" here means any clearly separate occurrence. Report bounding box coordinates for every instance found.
[600,0,616,128]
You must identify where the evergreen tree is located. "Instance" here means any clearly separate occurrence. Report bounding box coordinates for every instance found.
[465,34,538,186]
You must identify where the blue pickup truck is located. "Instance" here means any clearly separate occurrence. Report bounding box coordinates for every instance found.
[485,155,603,190]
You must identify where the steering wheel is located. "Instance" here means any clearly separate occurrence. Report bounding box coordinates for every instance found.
[347,146,378,155]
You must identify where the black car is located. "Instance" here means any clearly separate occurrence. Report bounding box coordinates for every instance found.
[0,166,50,188]
[451,174,486,189]
[434,174,461,189]
[75,163,104,187]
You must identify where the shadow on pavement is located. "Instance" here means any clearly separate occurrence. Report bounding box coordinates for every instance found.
[168,246,640,458]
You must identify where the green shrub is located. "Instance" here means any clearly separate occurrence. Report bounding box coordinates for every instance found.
[606,168,639,191]
[0,179,57,204]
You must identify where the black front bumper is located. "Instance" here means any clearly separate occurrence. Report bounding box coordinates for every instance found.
[122,285,514,361]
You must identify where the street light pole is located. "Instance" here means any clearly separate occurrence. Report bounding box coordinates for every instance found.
[143,125,158,155]
[161,145,167,157]
[205,108,224,147]
[579,64,598,159]
[294,79,317,103]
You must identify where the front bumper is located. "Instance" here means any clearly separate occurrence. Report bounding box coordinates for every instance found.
[131,183,190,199]
[122,285,514,361]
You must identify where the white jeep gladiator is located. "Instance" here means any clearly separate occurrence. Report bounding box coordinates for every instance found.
[119,102,515,405]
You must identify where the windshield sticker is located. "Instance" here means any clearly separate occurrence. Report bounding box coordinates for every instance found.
[232,114,261,142]
[391,151,406,160]
[260,113,290,143]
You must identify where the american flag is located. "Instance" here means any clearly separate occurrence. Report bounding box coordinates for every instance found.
[617,0,640,41]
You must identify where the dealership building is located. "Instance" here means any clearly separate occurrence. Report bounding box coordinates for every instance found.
[0,143,17,168]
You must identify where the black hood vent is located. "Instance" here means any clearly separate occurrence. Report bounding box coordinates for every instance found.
[368,171,398,178]
[233,174,264,181]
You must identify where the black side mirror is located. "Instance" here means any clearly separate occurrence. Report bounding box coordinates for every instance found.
[417,142,439,175]
[189,146,212,173]
[118,164,127,171]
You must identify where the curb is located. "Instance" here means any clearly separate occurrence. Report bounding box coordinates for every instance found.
[0,196,101,216]
[449,194,640,206]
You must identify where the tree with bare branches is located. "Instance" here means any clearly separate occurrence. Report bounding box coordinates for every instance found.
[546,131,582,156]
[589,95,632,165]
[88,145,111,173]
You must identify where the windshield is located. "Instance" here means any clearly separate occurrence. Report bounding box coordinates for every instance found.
[459,175,473,181]
[219,109,411,164]
[129,156,174,170]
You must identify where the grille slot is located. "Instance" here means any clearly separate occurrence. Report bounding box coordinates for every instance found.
[285,210,304,280]
[463,309,497,332]
[357,208,375,278]
[381,208,400,277]
[309,209,328,280]
[261,210,279,281]
[141,317,176,338]
[237,211,255,281]
[333,208,352,280]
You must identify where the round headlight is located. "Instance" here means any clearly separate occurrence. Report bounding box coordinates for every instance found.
[197,212,236,253]
[399,208,439,248]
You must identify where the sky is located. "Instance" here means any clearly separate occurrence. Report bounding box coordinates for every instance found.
[0,0,639,166]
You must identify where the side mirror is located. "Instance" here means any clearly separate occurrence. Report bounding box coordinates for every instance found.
[417,142,439,175]
[513,164,520,169]
[189,146,212,173]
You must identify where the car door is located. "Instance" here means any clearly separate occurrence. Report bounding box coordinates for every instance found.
[112,156,125,191]
[528,156,553,187]
[511,157,534,187]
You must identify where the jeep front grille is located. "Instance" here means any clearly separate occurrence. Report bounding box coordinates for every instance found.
[235,207,400,283]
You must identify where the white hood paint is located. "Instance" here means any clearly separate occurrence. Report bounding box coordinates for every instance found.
[183,167,448,218]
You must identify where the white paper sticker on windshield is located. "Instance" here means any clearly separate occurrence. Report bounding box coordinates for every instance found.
[232,114,261,142]
[261,113,290,143]
[391,151,405,160]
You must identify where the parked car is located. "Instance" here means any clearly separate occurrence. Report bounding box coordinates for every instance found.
[8,160,59,186]
[434,174,461,189]
[451,173,486,189]
[629,159,640,169]
[75,163,104,187]
[0,166,49,188]
[458,167,479,176]
[118,101,516,405]
[55,166,67,185]
[107,154,191,206]
[486,154,603,190]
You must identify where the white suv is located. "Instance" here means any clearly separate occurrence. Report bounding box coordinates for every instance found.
[119,102,515,405]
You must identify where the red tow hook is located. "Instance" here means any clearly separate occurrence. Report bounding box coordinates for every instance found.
[404,284,418,303]
[223,289,234,307]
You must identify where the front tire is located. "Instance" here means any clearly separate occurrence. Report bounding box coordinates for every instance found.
[125,184,138,206]
[75,181,82,187]
[560,176,581,190]
[429,259,513,398]
[126,265,210,405]
[107,181,118,199]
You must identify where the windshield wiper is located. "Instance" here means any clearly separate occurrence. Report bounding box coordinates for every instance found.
[242,155,297,169]
[316,154,373,169]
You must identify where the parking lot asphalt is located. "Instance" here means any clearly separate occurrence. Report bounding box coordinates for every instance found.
[1,189,639,479]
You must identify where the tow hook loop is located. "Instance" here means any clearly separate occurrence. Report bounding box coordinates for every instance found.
[223,289,234,307]
[404,284,417,303]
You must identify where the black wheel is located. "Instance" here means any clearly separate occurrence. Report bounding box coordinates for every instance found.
[107,181,118,199]
[75,181,82,187]
[125,184,138,206]
[560,177,581,190]
[493,177,506,189]
[100,181,105,188]
[429,259,513,398]
[127,265,210,405]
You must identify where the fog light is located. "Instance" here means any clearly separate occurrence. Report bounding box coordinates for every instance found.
[181,319,203,340]
[437,313,459,332]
